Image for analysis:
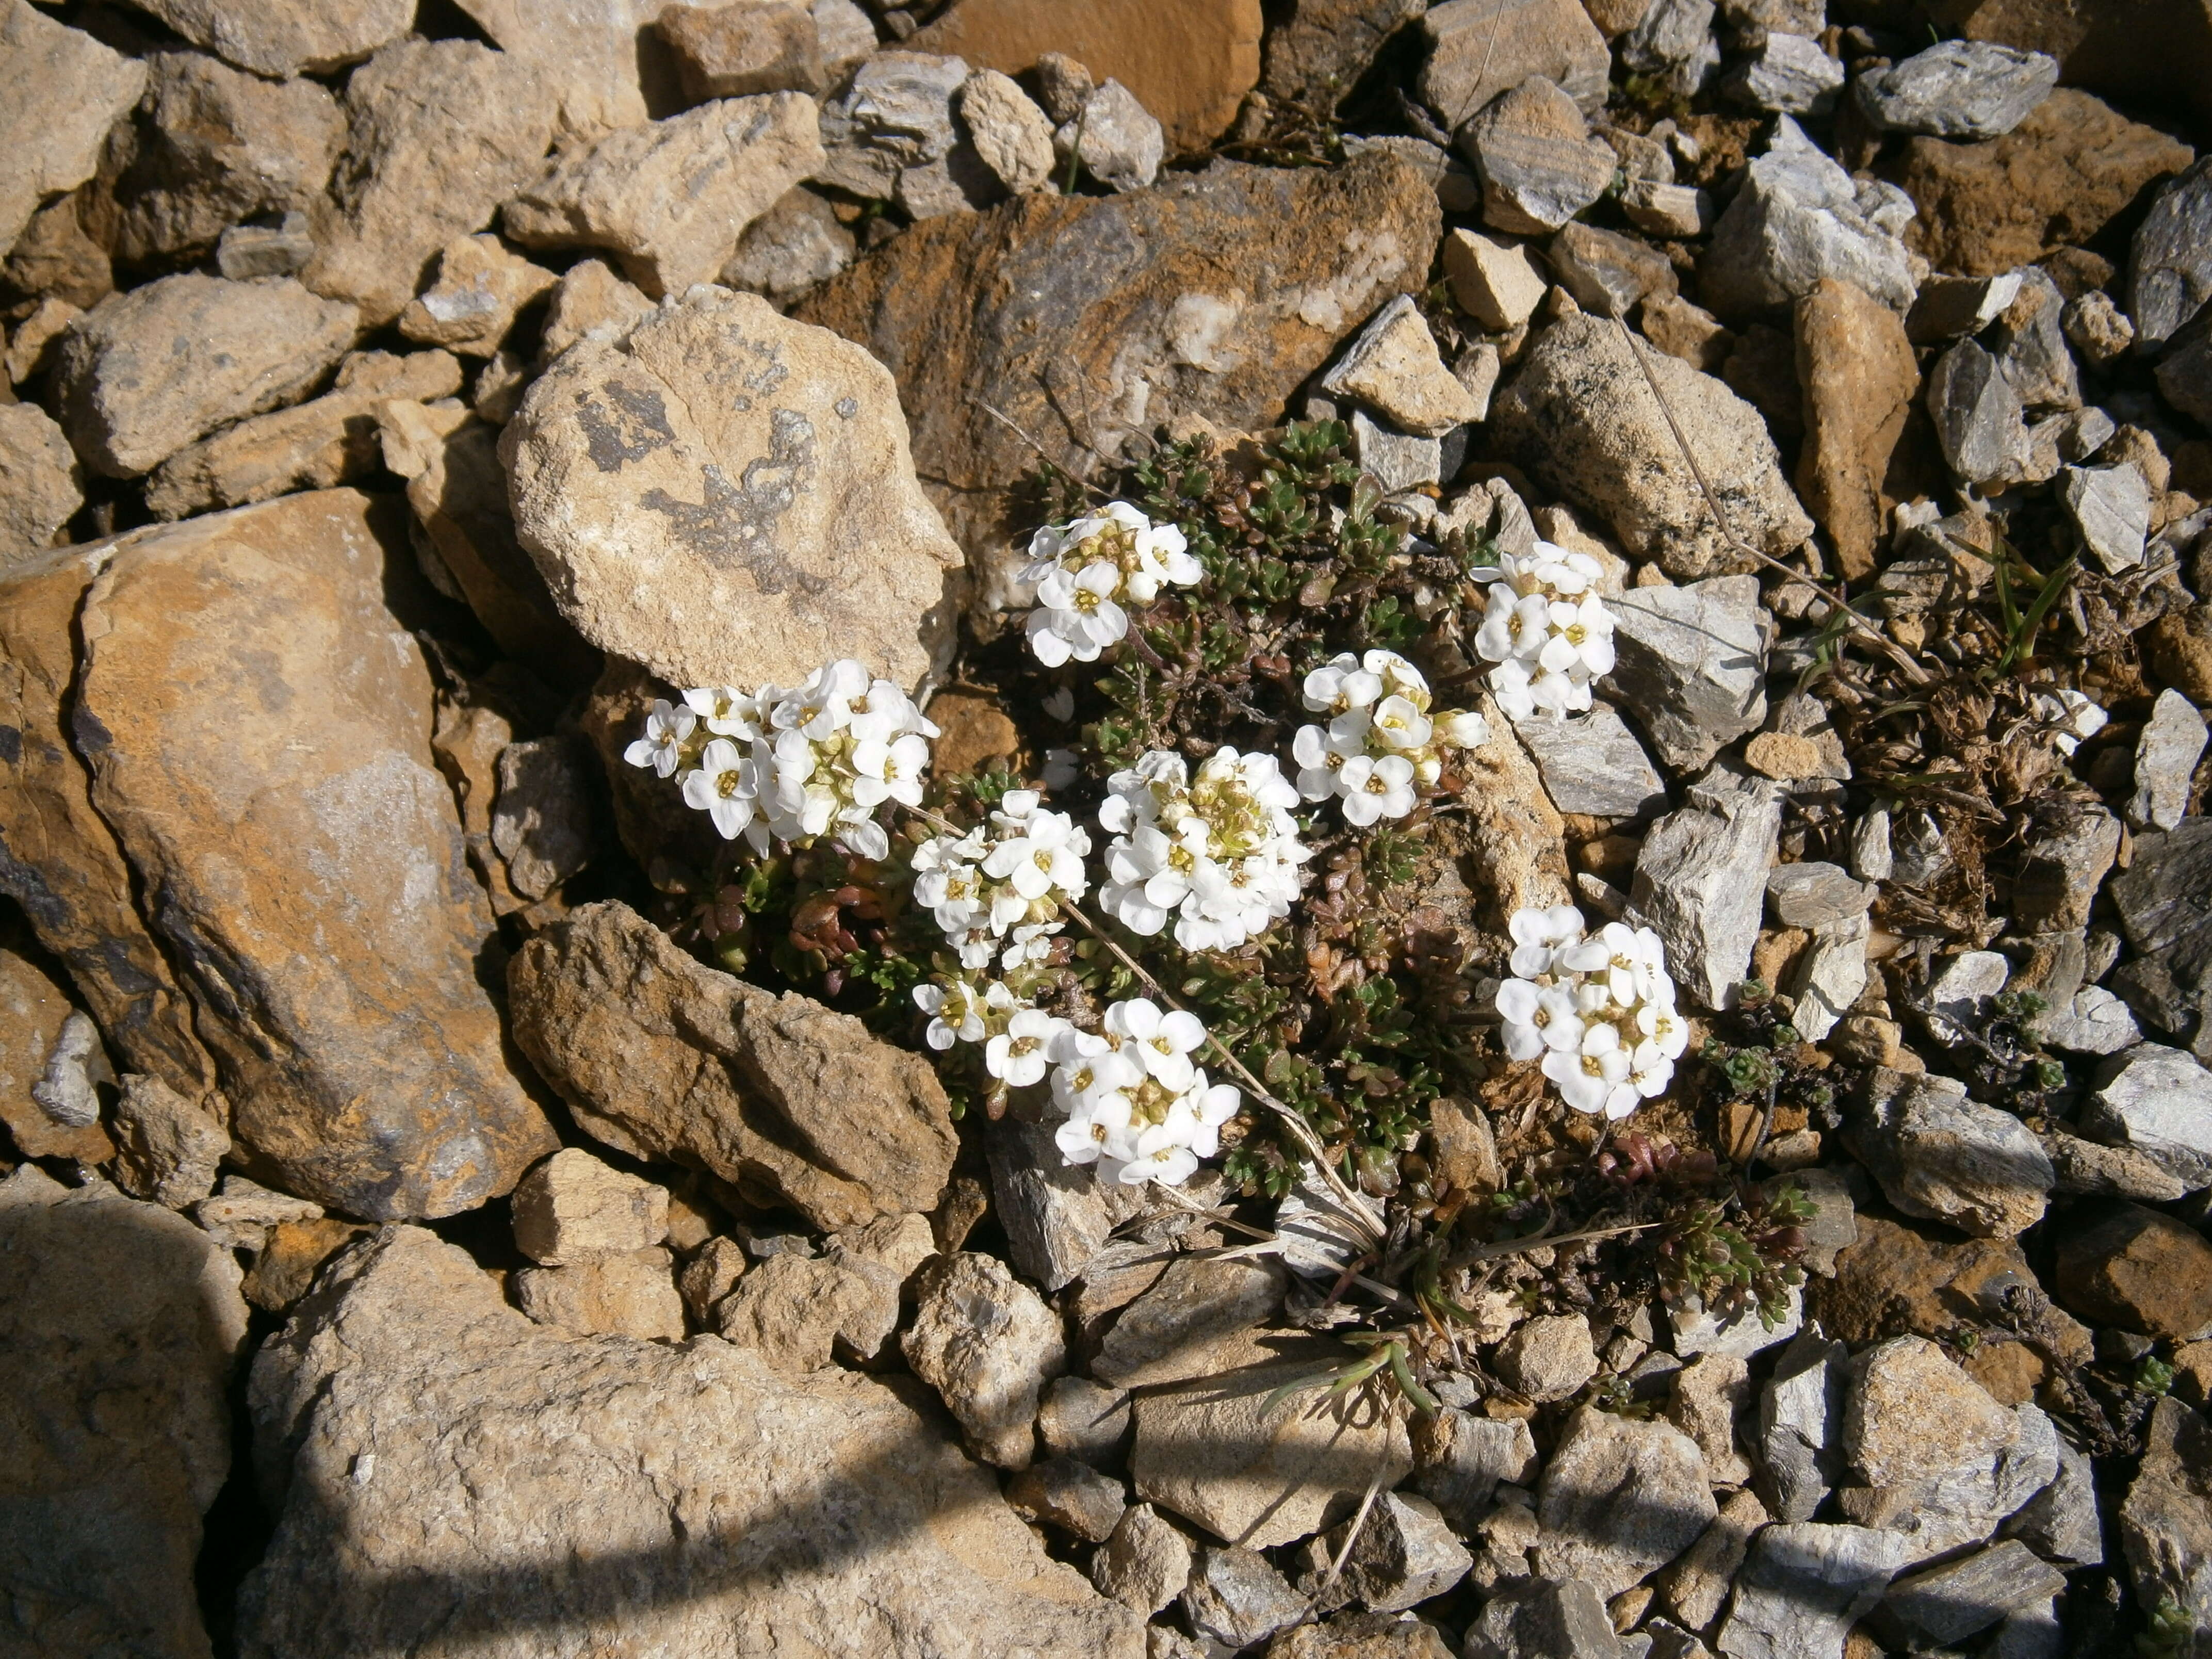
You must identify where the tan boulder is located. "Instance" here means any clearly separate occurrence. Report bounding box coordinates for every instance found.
[505,285,961,693]
[512,1147,669,1266]
[507,900,958,1231]
[0,0,148,253]
[453,0,673,140]
[72,490,555,1217]
[1794,276,1922,581]
[398,235,559,357]
[122,0,409,78]
[514,1246,688,1340]
[0,402,82,565]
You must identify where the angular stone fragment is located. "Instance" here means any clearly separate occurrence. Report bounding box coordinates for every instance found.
[2117,1397,2212,1641]
[1549,222,1678,321]
[110,1072,229,1209]
[0,0,148,254]
[1725,32,1843,115]
[2013,800,2122,932]
[1094,1256,1286,1387]
[194,1174,322,1253]
[1041,1374,1134,1469]
[108,50,343,267]
[514,1246,687,1340]
[1989,268,2080,411]
[1715,1522,1915,1659]
[512,1147,668,1266]
[721,185,856,303]
[1607,577,1770,773]
[1926,338,2031,488]
[305,39,561,327]
[1535,1407,1716,1600]
[507,285,959,692]
[816,51,969,199]
[1622,179,1712,238]
[505,95,823,299]
[1628,762,1784,1010]
[1463,1576,1625,1659]
[510,901,956,1229]
[1666,1352,1752,1485]
[0,931,110,1165]
[56,274,357,479]
[1329,1492,1472,1613]
[1322,294,1483,435]
[398,235,557,357]
[1417,0,1609,125]
[1495,1311,1599,1403]
[129,0,408,78]
[1443,227,1547,330]
[2054,1202,2212,1338]
[2133,689,2207,832]
[1183,1544,1307,1646]
[1855,42,2058,138]
[453,0,667,141]
[2062,462,2152,574]
[1702,117,1916,319]
[1410,1409,1538,1530]
[1056,80,1165,194]
[1658,1485,1766,1633]
[0,1172,248,1659]
[2003,1432,2102,1566]
[1767,862,1872,931]
[1846,1070,2053,1239]
[239,1226,1145,1655]
[659,0,826,101]
[1492,315,1813,579]
[1511,707,1667,819]
[0,402,81,563]
[961,68,1054,194]
[1460,77,1616,237]
[2081,1043,2212,1191]
[217,213,316,282]
[1795,274,1919,580]
[713,1245,904,1367]
[1758,1329,1846,1522]
[904,1250,1065,1469]
[1881,1540,2067,1648]
[2130,157,2212,349]
[2153,327,2212,425]
[1008,1455,1127,1543]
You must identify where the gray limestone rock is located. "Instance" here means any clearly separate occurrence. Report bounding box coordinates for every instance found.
[1657,1486,1766,1634]
[1853,41,2059,138]
[1328,1490,1474,1612]
[1549,222,1681,321]
[2012,800,2123,933]
[2116,1399,2212,1648]
[959,69,1054,195]
[1093,1502,1190,1615]
[1511,706,1668,818]
[1879,1540,2065,1649]
[2154,328,2212,425]
[1628,762,1784,1010]
[1766,861,1873,930]
[1181,1545,1307,1648]
[2133,689,2207,832]
[1092,1256,1286,1388]
[216,212,315,281]
[491,734,601,900]
[1605,577,1770,773]
[1908,270,2024,344]
[1417,0,1610,126]
[1054,80,1164,195]
[2031,990,2144,1059]
[109,1072,230,1210]
[1789,911,1869,1040]
[1989,268,2081,412]
[1352,409,1443,492]
[721,185,856,304]
[2107,819,2212,1054]
[0,0,148,255]
[1927,338,2031,488]
[55,273,357,479]
[1620,0,1719,96]
[1007,1455,1128,1543]
[1040,1375,1135,1469]
[2002,1433,2104,1567]
[1715,1523,1916,1659]
[1757,1329,1847,1522]
[1845,1069,2053,1239]
[987,1115,1120,1292]
[1535,1406,1717,1600]
[1460,76,1617,236]
[816,51,968,198]
[1322,294,1485,436]
[2128,156,2212,349]
[1496,1312,1599,1403]
[903,1251,1065,1469]
[1410,1409,1539,1530]
[1700,116,1915,320]
[1463,1576,1627,1659]
[2062,462,2152,573]
[1725,33,1844,116]
[2081,1043,2212,1191]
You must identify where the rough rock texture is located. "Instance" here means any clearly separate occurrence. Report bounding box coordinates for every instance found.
[509,900,957,1230]
[796,151,1439,558]
[1444,229,1548,330]
[904,1250,1065,1468]
[512,1147,668,1265]
[108,1073,226,1210]
[398,235,558,357]
[2131,158,2212,349]
[0,1171,248,1659]
[1462,77,1617,236]
[1854,41,2057,137]
[1846,1070,2054,1239]
[503,95,823,299]
[56,274,359,479]
[1795,275,1920,580]
[1462,1577,1624,1659]
[1094,1256,1287,1387]
[0,0,149,254]
[1535,1407,1717,1599]
[1511,707,1667,818]
[1261,0,1427,113]
[906,0,1263,150]
[454,0,670,140]
[124,0,408,78]
[1885,89,2197,278]
[514,1246,687,1340]
[960,69,1055,194]
[305,39,561,327]
[2054,1203,2212,1338]
[2082,1044,2212,1190]
[1491,314,1813,580]
[1417,0,1609,125]
[659,0,826,102]
[1321,294,1483,435]
[2118,1398,2212,1649]
[1628,763,1786,1010]
[1715,1522,1915,1659]
[238,1226,1146,1656]
[1182,1544,1307,1646]
[721,185,856,303]
[0,929,112,1166]
[0,402,83,563]
[1700,117,1917,320]
[1496,1312,1600,1402]
[69,491,554,1217]
[1606,576,1770,772]
[506,285,961,694]
[108,50,344,267]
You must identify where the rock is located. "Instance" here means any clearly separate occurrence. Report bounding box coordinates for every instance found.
[504,95,822,299]
[1666,1353,1751,1486]
[507,285,959,692]
[1879,1540,2065,1649]
[1491,315,1813,580]
[1658,1485,1766,1632]
[1618,0,1717,95]
[1642,292,1734,372]
[1496,1311,1600,1402]
[1512,707,1667,819]
[1725,33,1844,115]
[2012,800,2122,932]
[1056,79,1165,195]
[514,1246,687,1341]
[1714,1522,1916,1659]
[538,256,654,363]
[2154,327,2212,426]
[1095,1502,1191,1613]
[795,151,1439,559]
[1886,89,2195,279]
[0,0,148,254]
[2062,462,2152,574]
[2117,1397,2212,1644]
[2054,1202,2212,1338]
[1622,180,1712,239]
[1459,77,1616,237]
[1095,1256,1286,1387]
[2081,1044,2212,1191]
[1989,268,2080,411]
[1009,1455,1127,1543]
[1818,1215,2085,1360]
[2134,690,2208,832]
[1409,1408,1538,1530]
[0,402,81,563]
[130,0,408,78]
[1261,0,1427,112]
[1550,222,1679,321]
[0,932,111,1166]
[0,1173,248,1659]
[658,0,826,101]
[1462,1576,1626,1659]
[1268,1612,1458,1658]
[1845,1070,2053,1239]
[110,1072,229,1209]
[241,1216,370,1312]
[217,212,316,281]
[4,295,77,384]
[985,1114,1126,1292]
[2043,1127,2181,1199]
[142,346,461,520]
[714,1246,904,1367]
[2131,157,2212,349]
[1909,271,2025,344]
[721,185,856,304]
[238,1226,1145,1656]
[1416,0,1609,127]
[1628,762,1785,1010]
[1443,228,1548,330]
[1351,410,1440,492]
[1041,1374,1135,1468]
[304,39,561,328]
[450,0,669,141]
[1321,294,1484,436]
[903,1251,1063,1469]
[1926,338,2031,488]
[2002,1432,2102,1566]
[1702,117,1916,320]
[2108,821,2212,1057]
[1326,1490,1473,1612]
[1758,1330,1847,1522]
[906,0,1262,152]
[60,492,555,1216]
[2063,288,2135,364]
[55,274,357,480]
[489,733,600,899]
[815,51,970,200]
[194,1174,322,1254]
[1794,274,1920,580]
[1767,863,1873,931]
[1132,1332,1413,1549]
[1535,1407,1716,1599]
[107,50,343,267]
[1668,1282,1804,1359]
[1344,133,1482,216]
[1032,51,1097,122]
[1183,1544,1308,1647]
[511,1147,668,1266]
[959,68,1054,194]
[511,901,956,1228]
[677,1234,747,1322]
[397,235,558,357]
[1855,41,2058,138]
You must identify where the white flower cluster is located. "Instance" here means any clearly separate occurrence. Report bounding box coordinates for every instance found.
[623,660,936,860]
[1494,904,1686,1120]
[1470,542,1616,720]
[1049,998,1241,1186]
[1019,501,1201,667]
[1099,749,1310,951]
[910,789,1091,972]
[1292,650,1490,825]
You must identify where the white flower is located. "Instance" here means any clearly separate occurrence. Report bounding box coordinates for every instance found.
[1471,541,1618,720]
[1499,902,1682,1124]
[1303,653,1384,715]
[914,979,989,1050]
[682,686,763,741]
[1338,753,1417,825]
[624,699,695,778]
[1105,997,1207,1092]
[1508,904,1585,977]
[1543,1022,1630,1114]
[679,738,756,841]
[985,1008,1063,1088]
[1636,997,1688,1061]
[982,800,1091,901]
[1293,653,1484,824]
[1018,503,1202,667]
[1098,749,1309,950]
